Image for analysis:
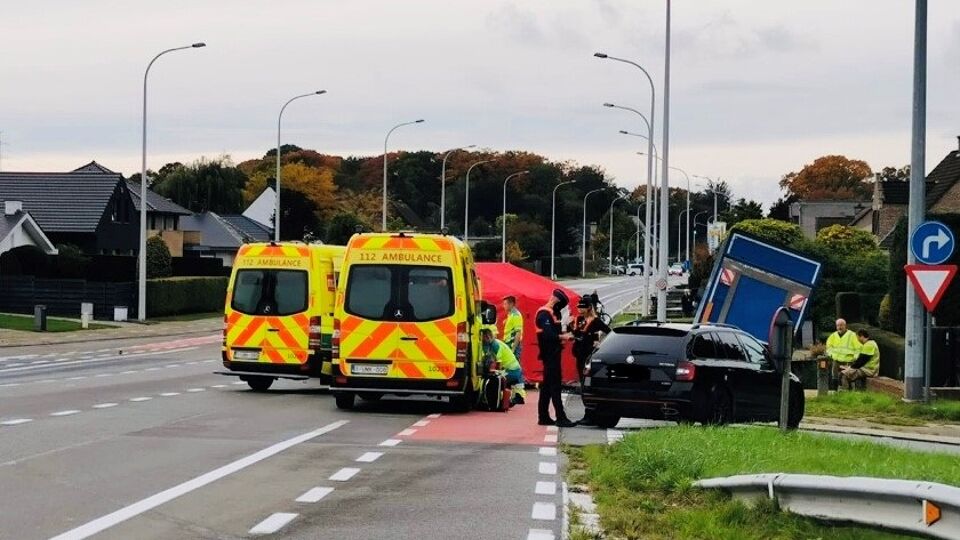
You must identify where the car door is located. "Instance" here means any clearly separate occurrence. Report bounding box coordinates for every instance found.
[713,331,757,421]
[737,333,782,421]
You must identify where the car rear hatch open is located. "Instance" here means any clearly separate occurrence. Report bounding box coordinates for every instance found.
[589,326,687,392]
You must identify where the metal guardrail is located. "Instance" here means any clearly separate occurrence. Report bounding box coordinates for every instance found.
[694,473,959,539]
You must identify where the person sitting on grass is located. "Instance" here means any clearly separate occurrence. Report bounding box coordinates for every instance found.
[481,328,526,405]
[840,329,880,390]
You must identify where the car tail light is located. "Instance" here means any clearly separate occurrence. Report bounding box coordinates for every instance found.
[331,319,340,357]
[675,360,696,382]
[309,316,322,349]
[446,379,460,388]
[456,322,468,361]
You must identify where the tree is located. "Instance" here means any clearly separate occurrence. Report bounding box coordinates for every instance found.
[877,165,910,182]
[504,240,526,263]
[721,198,764,227]
[265,144,303,158]
[153,157,247,214]
[246,162,337,218]
[274,188,322,241]
[815,225,878,255]
[325,213,370,245]
[768,195,797,221]
[779,155,872,201]
[146,236,172,278]
[730,219,804,248]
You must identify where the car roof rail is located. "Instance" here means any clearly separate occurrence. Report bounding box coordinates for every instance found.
[691,322,741,331]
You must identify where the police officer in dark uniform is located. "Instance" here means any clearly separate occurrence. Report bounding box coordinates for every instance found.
[536,289,575,427]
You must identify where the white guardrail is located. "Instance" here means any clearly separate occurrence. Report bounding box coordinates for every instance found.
[694,473,959,539]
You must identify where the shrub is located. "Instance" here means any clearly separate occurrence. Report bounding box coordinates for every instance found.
[835,292,861,323]
[325,212,370,245]
[52,244,90,278]
[0,245,48,277]
[816,225,878,255]
[146,277,227,317]
[730,219,804,248]
[146,237,172,278]
[878,294,893,331]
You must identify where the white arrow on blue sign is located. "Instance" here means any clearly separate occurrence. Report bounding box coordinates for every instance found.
[911,221,955,265]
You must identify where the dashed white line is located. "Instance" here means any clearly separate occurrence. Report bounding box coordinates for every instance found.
[539,462,558,475]
[539,447,557,457]
[412,420,430,427]
[0,383,21,388]
[31,360,51,365]
[248,512,298,535]
[92,403,118,409]
[355,452,383,463]
[6,363,25,368]
[535,481,557,495]
[164,364,180,369]
[0,418,32,426]
[527,528,555,540]
[295,487,334,503]
[66,376,87,381]
[129,397,152,402]
[544,434,558,444]
[186,388,205,393]
[185,361,200,365]
[427,413,442,419]
[532,502,557,521]
[94,373,113,378]
[144,368,161,372]
[121,370,139,375]
[379,439,402,447]
[231,381,246,385]
[211,384,227,388]
[159,392,181,397]
[546,425,559,433]
[50,410,81,417]
[397,428,417,437]
[329,467,360,482]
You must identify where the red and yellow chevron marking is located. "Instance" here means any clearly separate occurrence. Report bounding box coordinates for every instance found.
[225,312,310,364]
[339,314,458,379]
[346,234,459,266]
[236,243,311,269]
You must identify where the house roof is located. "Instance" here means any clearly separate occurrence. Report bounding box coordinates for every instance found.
[878,227,897,251]
[126,181,192,215]
[0,172,125,233]
[0,212,21,241]
[219,214,272,242]
[0,210,59,254]
[181,212,271,249]
[926,149,960,208]
[878,180,911,205]
[72,161,116,174]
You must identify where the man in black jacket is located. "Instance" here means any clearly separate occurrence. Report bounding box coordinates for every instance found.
[536,289,575,427]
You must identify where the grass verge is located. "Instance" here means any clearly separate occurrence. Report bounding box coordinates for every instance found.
[569,425,960,539]
[0,314,113,333]
[149,312,222,323]
[806,391,960,426]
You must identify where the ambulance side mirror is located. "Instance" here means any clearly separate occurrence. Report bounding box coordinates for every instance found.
[480,301,497,326]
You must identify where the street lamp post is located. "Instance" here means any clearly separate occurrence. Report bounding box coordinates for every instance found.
[582,188,606,277]
[694,175,720,223]
[440,145,475,230]
[138,42,205,322]
[551,180,576,279]
[501,170,529,262]
[608,195,626,275]
[657,0,673,322]
[463,158,494,241]
[276,90,326,242]
[382,119,425,231]
[677,208,690,264]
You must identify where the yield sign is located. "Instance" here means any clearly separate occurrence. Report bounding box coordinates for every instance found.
[905,264,957,312]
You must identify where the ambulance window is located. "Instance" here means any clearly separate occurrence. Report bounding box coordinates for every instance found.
[346,266,392,319]
[408,268,453,321]
[231,270,308,316]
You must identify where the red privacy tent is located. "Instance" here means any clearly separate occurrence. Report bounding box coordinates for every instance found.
[475,263,581,384]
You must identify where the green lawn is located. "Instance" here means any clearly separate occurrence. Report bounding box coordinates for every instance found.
[806,391,960,426]
[149,312,222,323]
[0,314,113,333]
[567,426,960,540]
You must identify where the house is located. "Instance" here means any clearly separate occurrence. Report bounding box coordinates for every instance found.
[850,138,960,249]
[0,201,58,256]
[0,169,138,254]
[789,200,870,239]
[180,212,272,267]
[242,185,275,231]
[73,162,193,256]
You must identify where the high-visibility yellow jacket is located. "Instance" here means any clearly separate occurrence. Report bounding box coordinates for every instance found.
[858,339,880,374]
[826,330,860,363]
[483,339,521,372]
[503,308,523,351]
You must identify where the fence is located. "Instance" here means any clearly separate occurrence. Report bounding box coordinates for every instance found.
[0,277,136,320]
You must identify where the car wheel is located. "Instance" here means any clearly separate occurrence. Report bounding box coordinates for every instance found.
[705,385,734,426]
[594,413,621,429]
[245,376,273,392]
[334,392,356,410]
[787,384,805,429]
[359,393,383,402]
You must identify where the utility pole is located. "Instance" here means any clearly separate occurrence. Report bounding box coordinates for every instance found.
[657,0,672,322]
[904,0,927,402]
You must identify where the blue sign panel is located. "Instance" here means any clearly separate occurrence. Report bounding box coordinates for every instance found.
[911,221,955,265]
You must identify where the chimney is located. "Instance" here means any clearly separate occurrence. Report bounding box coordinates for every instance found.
[956,135,959,151]
[4,201,23,216]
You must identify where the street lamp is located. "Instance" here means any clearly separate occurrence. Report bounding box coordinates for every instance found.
[640,153,693,267]
[440,145,475,230]
[582,188,606,277]
[501,170,529,262]
[694,175,722,223]
[463,158,495,241]
[608,195,626,276]
[382,119,425,231]
[692,210,709,249]
[276,90,326,242]
[551,180,576,279]
[138,41,205,322]
[620,128,660,279]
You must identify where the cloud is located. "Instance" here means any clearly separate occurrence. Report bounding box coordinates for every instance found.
[484,3,588,50]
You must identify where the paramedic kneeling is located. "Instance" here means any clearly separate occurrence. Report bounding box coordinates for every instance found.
[481,329,526,405]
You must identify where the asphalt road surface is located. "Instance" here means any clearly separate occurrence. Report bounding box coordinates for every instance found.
[564,273,688,317]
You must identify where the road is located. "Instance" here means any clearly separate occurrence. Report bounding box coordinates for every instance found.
[563,273,688,317]
[0,328,570,539]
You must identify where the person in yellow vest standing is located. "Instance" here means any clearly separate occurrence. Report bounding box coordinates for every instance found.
[502,296,524,359]
[825,318,860,384]
[840,329,880,390]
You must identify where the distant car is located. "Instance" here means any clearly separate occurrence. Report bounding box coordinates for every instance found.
[611,264,626,275]
[582,323,804,429]
[669,263,684,276]
[626,263,644,276]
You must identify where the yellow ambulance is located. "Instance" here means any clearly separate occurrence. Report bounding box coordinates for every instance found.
[331,232,493,410]
[218,241,345,390]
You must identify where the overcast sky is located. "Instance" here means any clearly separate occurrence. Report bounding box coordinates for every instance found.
[1,0,958,208]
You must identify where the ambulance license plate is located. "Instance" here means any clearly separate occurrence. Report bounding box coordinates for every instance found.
[351,364,388,375]
[233,350,260,361]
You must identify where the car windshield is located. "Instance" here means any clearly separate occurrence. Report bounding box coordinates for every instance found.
[345,264,454,322]
[231,269,308,316]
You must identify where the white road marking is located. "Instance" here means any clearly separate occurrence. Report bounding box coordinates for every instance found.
[231,381,246,385]
[92,403,118,409]
[186,388,205,393]
[95,354,112,359]
[539,447,557,457]
[0,347,198,375]
[295,487,334,503]
[36,379,56,384]
[50,410,81,417]
[31,360,51,365]
[527,529,555,540]
[0,418,32,426]
[66,376,87,381]
[159,392,181,397]
[329,467,360,481]
[412,420,430,427]
[356,452,383,463]
[532,502,557,521]
[546,425,558,433]
[427,413,441,419]
[165,364,180,368]
[144,368,161,372]
[94,373,113,378]
[5,363,25,367]
[121,370,138,375]
[0,383,21,387]
[379,439,401,447]
[48,421,347,540]
[248,512,298,535]
[607,429,625,445]
[544,434,558,444]
[539,462,557,475]
[535,481,556,495]
[210,384,227,388]
[0,354,38,361]
[129,397,152,402]
[185,361,199,365]
[397,428,417,436]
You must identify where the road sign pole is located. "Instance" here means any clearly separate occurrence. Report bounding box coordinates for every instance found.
[904,0,927,402]
[925,313,933,402]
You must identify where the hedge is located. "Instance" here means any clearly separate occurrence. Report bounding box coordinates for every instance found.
[146,277,228,318]
[835,292,861,323]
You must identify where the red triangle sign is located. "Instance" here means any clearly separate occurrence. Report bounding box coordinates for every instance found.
[905,264,957,312]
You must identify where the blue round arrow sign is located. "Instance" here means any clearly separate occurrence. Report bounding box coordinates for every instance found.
[911,221,955,265]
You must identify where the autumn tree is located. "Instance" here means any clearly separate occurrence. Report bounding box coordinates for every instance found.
[779,155,872,200]
[245,162,337,218]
